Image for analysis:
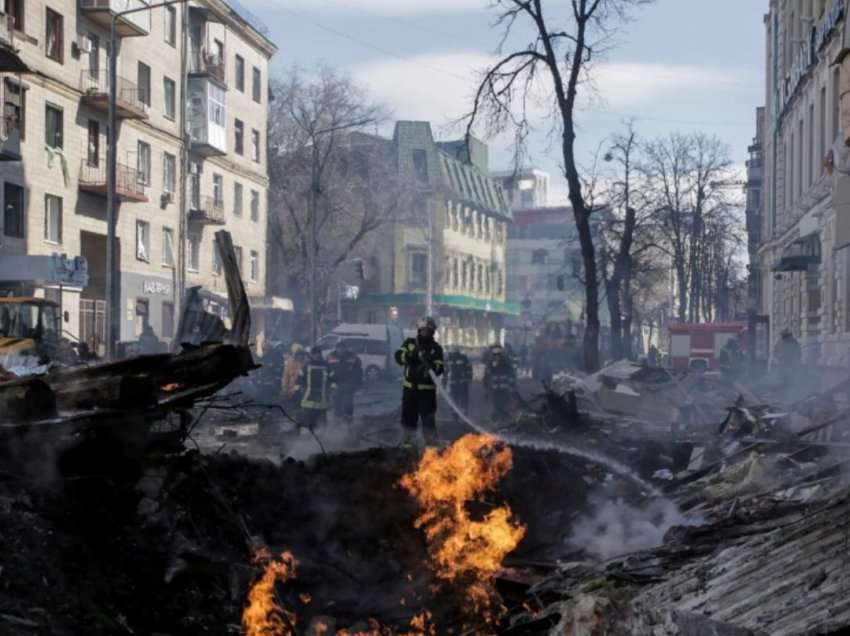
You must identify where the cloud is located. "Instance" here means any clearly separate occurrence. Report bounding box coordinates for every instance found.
[352,52,493,127]
[245,0,486,15]
[590,63,751,110]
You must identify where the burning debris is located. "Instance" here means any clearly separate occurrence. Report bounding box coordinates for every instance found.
[243,549,299,636]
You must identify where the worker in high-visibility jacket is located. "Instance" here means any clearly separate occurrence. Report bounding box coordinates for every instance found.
[394,316,444,447]
[483,346,516,422]
[296,345,337,430]
[443,346,472,423]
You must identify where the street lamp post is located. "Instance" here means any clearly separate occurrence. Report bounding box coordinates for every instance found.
[105,0,188,358]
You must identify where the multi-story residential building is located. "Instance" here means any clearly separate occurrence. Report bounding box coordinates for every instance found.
[0,0,275,355]
[504,207,583,336]
[352,122,517,348]
[745,107,770,362]
[757,0,847,369]
[491,167,549,210]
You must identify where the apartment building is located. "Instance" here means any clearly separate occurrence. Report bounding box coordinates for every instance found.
[757,0,847,368]
[504,206,582,329]
[353,122,517,348]
[0,0,275,354]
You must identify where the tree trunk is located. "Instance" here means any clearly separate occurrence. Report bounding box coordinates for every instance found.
[676,257,688,322]
[607,279,623,361]
[622,260,634,360]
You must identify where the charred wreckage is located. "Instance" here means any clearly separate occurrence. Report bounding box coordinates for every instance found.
[1,236,850,634]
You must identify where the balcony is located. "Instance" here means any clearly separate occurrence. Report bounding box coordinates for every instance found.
[79,163,148,202]
[80,71,148,119]
[188,195,225,225]
[0,115,21,161]
[79,0,150,37]
[187,77,227,156]
[0,14,28,73]
[189,49,226,87]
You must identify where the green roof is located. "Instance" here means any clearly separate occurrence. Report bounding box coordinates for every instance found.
[439,153,512,221]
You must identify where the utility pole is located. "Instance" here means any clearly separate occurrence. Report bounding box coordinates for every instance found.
[426,195,433,317]
[105,0,188,359]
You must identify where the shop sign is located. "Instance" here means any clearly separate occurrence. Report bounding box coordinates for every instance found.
[143,280,172,295]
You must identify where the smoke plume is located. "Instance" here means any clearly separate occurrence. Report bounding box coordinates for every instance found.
[568,495,702,560]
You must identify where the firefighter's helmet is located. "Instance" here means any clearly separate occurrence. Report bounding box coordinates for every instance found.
[417,316,438,332]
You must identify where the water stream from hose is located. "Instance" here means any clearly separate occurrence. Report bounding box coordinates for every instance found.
[429,371,663,498]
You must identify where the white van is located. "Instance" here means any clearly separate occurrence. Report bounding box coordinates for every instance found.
[317,323,404,382]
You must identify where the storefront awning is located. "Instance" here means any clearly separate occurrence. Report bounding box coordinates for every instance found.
[358,293,520,316]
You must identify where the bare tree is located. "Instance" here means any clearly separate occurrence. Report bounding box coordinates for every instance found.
[465,0,653,372]
[267,66,410,340]
[642,132,735,323]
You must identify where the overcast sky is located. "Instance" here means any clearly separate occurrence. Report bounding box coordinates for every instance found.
[244,0,766,204]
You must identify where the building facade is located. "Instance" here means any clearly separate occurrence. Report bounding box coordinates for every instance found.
[0,0,275,354]
[353,122,517,349]
[504,206,582,330]
[755,0,848,369]
[491,167,549,210]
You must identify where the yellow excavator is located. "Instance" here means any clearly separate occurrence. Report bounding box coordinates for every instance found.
[0,296,64,357]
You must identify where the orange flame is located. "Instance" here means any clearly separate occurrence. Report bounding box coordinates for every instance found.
[399,434,526,616]
[242,549,298,636]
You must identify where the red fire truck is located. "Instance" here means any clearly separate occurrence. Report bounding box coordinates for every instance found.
[667,322,748,371]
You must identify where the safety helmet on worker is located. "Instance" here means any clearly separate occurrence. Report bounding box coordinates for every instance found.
[291,342,304,355]
[417,316,438,333]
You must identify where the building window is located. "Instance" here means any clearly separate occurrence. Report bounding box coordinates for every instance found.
[163,152,176,193]
[3,182,24,239]
[138,62,151,106]
[163,77,176,120]
[164,5,176,45]
[235,55,245,92]
[249,250,258,282]
[7,0,24,31]
[234,245,243,273]
[4,78,25,141]
[409,252,427,289]
[250,190,259,222]
[212,244,222,275]
[161,302,174,338]
[136,220,150,261]
[820,85,827,173]
[188,234,200,272]
[162,226,175,267]
[251,129,260,162]
[135,298,149,334]
[412,149,428,183]
[234,119,244,155]
[209,83,226,127]
[137,141,151,185]
[45,104,62,149]
[45,8,63,63]
[44,194,62,243]
[87,120,99,167]
[213,173,223,206]
[233,182,243,217]
[213,38,224,66]
[531,249,548,265]
[252,66,261,103]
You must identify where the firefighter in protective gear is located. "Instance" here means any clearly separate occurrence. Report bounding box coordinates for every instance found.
[328,340,363,426]
[484,346,516,422]
[395,316,444,447]
[296,345,337,430]
[443,346,472,422]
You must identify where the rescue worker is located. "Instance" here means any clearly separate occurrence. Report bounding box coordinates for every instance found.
[138,324,161,354]
[719,337,743,379]
[443,346,473,422]
[328,340,363,426]
[295,345,336,431]
[484,346,517,422]
[281,343,306,409]
[394,316,445,447]
[774,329,802,385]
[503,342,520,377]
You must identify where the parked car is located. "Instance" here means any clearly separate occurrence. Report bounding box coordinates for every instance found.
[317,323,404,382]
